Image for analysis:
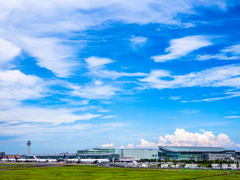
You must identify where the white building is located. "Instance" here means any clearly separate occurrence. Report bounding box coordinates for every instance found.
[121,149,158,160]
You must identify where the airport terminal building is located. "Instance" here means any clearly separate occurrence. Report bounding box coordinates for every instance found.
[77,148,119,161]
[158,146,237,161]
[77,148,115,154]
[27,148,119,161]
[121,149,158,160]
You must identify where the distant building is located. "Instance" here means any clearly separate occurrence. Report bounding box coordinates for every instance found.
[77,148,115,154]
[121,149,158,160]
[77,148,118,161]
[27,152,119,162]
[201,153,232,161]
[5,155,20,158]
[236,151,240,157]
[0,152,5,159]
[158,146,237,161]
[118,156,140,162]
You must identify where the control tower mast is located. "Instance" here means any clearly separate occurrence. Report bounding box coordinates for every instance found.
[27,141,31,156]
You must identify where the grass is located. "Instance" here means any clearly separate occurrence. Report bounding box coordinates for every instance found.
[0,164,36,169]
[0,164,239,180]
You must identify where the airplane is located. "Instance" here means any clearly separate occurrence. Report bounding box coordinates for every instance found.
[33,156,47,162]
[24,159,35,162]
[64,154,79,163]
[46,158,57,163]
[0,156,16,162]
[77,157,110,163]
[15,156,28,162]
[62,154,110,164]
[34,156,57,163]
[0,158,9,162]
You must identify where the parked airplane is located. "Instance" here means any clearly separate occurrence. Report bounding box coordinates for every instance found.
[78,157,110,163]
[34,156,47,162]
[64,154,79,162]
[46,158,57,163]
[62,154,110,163]
[0,156,16,162]
[15,156,28,162]
[34,156,57,163]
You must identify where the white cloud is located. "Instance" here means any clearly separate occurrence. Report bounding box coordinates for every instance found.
[0,105,101,125]
[139,63,240,90]
[98,109,110,112]
[90,70,148,79]
[127,143,135,149]
[0,121,126,137]
[151,36,212,62]
[118,143,135,149]
[136,139,157,148]
[0,0,229,77]
[100,142,115,148]
[94,80,103,85]
[197,44,240,61]
[70,82,119,99]
[124,128,236,149]
[182,90,240,102]
[0,38,21,64]
[85,56,114,68]
[120,128,238,149]
[225,116,240,119]
[19,37,78,77]
[222,44,240,54]
[157,128,234,147]
[0,70,44,101]
[101,115,117,119]
[169,96,181,100]
[197,54,239,61]
[0,1,228,29]
[85,56,148,79]
[130,36,147,47]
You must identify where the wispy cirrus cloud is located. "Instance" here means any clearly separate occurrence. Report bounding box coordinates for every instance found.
[151,35,212,62]
[18,37,79,77]
[169,96,181,100]
[139,63,240,89]
[101,115,117,119]
[70,80,119,99]
[225,116,240,119]
[130,36,147,48]
[181,90,240,102]
[0,105,101,125]
[197,44,240,61]
[85,56,114,68]
[0,0,229,77]
[85,56,148,79]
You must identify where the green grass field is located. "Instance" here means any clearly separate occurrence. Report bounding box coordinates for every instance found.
[0,164,239,180]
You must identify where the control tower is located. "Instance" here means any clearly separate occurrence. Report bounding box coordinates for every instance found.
[27,141,31,156]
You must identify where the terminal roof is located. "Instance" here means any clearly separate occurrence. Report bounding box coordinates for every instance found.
[158,146,226,152]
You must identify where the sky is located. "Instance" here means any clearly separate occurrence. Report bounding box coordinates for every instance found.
[0,0,240,155]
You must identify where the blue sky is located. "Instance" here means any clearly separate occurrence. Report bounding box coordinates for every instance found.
[0,0,240,155]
